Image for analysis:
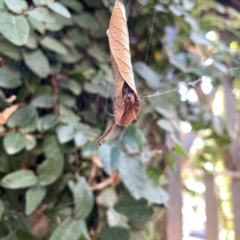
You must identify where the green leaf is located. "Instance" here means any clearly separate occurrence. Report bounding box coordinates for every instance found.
[114,196,153,221]
[157,119,173,132]
[0,67,21,88]
[98,142,121,175]
[0,37,21,60]
[26,186,46,215]
[56,125,75,143]
[1,170,38,189]
[81,142,98,159]
[173,140,188,158]
[33,0,50,5]
[25,29,38,49]
[122,126,144,154]
[74,132,87,147]
[3,132,26,155]
[59,94,75,107]
[50,217,90,240]
[0,12,29,46]
[74,13,99,29]
[7,105,37,128]
[31,95,54,108]
[58,46,82,64]
[59,105,79,123]
[25,135,37,151]
[23,49,50,78]
[40,36,68,55]
[97,188,118,208]
[28,7,55,23]
[4,0,27,14]
[100,226,129,240]
[22,69,41,93]
[37,156,64,186]
[0,198,4,220]
[43,134,62,159]
[119,155,146,199]
[0,224,10,238]
[48,2,71,18]
[190,30,212,45]
[37,114,58,131]
[28,16,45,34]
[16,229,41,240]
[69,177,94,219]
[142,178,169,204]
[133,62,161,89]
[58,80,82,95]
[169,53,187,72]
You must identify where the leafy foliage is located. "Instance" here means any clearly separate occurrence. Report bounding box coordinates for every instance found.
[0,0,237,239]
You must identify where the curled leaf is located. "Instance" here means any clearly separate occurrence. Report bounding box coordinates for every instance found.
[97,0,140,146]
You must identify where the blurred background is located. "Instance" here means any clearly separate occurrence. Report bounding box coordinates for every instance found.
[0,0,239,239]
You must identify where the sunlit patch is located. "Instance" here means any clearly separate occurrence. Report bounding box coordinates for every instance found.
[179,82,188,95]
[201,76,213,94]
[186,179,205,193]
[187,88,198,102]
[212,90,224,116]
[230,41,238,52]
[205,31,219,41]
[205,58,213,66]
[204,162,214,171]
[180,121,192,133]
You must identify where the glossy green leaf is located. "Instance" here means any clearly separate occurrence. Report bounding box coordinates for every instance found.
[1,170,38,189]
[28,7,55,23]
[0,68,21,88]
[0,12,29,46]
[74,13,99,29]
[7,105,37,128]
[50,217,90,240]
[122,126,144,154]
[37,156,64,186]
[31,95,54,108]
[0,37,21,60]
[114,196,153,221]
[48,2,71,18]
[37,114,58,131]
[56,125,75,143]
[23,50,50,78]
[40,36,68,55]
[3,132,26,155]
[98,142,121,175]
[119,155,146,199]
[26,186,46,215]
[4,0,27,14]
[133,61,161,89]
[69,177,94,219]
[43,134,62,159]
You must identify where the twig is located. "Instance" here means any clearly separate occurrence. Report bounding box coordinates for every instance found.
[90,171,121,191]
[51,75,59,116]
[88,163,97,185]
